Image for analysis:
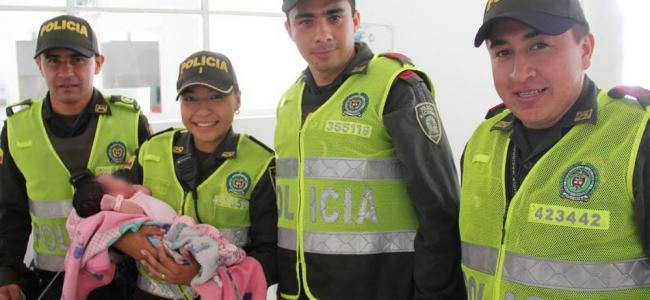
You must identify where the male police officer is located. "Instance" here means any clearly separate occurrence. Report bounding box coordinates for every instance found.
[461,0,650,299]
[0,15,150,300]
[275,0,465,299]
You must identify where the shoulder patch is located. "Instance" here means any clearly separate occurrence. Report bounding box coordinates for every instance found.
[247,135,274,154]
[608,86,650,107]
[485,103,507,119]
[110,95,140,111]
[6,99,32,117]
[379,52,413,66]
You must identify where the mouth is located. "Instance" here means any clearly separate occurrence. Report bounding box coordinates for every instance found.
[57,83,80,89]
[515,87,547,98]
[192,121,218,128]
[311,45,336,55]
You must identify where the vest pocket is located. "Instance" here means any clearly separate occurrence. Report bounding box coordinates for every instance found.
[211,194,250,227]
[148,178,170,196]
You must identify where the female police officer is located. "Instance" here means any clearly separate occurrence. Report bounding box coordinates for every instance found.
[113,51,277,299]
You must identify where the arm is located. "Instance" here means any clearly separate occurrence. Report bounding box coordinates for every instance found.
[243,159,278,286]
[0,125,37,295]
[137,113,152,145]
[383,73,466,300]
[633,119,650,257]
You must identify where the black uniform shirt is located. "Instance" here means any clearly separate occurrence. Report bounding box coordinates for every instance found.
[295,43,465,299]
[130,128,278,286]
[0,89,151,289]
[482,76,650,257]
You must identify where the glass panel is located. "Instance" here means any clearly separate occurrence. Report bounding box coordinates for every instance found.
[209,15,304,115]
[77,12,203,122]
[0,11,61,124]
[0,0,65,6]
[76,0,201,10]
[209,0,281,14]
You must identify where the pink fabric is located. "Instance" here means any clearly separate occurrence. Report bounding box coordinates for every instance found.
[62,210,152,300]
[192,257,267,300]
[100,191,178,223]
[63,192,264,300]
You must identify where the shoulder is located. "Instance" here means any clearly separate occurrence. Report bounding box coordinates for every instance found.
[484,103,508,119]
[378,52,414,67]
[241,134,274,154]
[144,128,179,143]
[107,95,141,112]
[607,86,650,108]
[5,99,35,117]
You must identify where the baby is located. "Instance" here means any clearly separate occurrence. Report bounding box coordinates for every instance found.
[69,170,245,283]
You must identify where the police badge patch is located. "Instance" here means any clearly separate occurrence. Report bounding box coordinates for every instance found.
[107,141,127,164]
[560,163,598,201]
[342,92,369,117]
[415,102,442,144]
[227,172,251,196]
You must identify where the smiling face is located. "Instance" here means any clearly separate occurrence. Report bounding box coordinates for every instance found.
[180,85,240,153]
[35,47,104,115]
[285,0,360,86]
[486,19,594,129]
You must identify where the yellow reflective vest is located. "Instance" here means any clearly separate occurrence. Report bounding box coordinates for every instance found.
[274,55,429,299]
[460,91,650,300]
[6,97,139,272]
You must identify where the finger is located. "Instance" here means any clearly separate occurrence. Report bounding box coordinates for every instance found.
[139,225,165,236]
[180,248,198,265]
[8,286,19,300]
[142,247,172,276]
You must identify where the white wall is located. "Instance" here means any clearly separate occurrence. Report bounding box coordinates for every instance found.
[233,1,644,164]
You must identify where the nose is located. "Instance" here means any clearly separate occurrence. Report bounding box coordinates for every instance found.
[58,60,74,78]
[314,18,333,43]
[510,54,536,83]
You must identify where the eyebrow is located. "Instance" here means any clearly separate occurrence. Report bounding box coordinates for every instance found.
[295,7,345,20]
[488,30,542,49]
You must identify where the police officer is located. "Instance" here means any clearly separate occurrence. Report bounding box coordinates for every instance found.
[275,0,465,299]
[461,0,650,299]
[113,51,278,300]
[0,14,151,300]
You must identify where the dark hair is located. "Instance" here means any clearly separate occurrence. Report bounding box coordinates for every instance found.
[571,23,590,43]
[286,0,356,20]
[72,176,106,218]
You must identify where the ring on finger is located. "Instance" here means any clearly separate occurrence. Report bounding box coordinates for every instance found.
[161,273,166,280]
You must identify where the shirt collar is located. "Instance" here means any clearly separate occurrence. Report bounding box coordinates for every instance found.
[43,88,111,119]
[302,42,373,93]
[491,75,599,132]
[174,128,239,159]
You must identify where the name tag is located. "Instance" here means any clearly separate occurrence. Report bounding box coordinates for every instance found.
[528,203,610,230]
[324,120,372,138]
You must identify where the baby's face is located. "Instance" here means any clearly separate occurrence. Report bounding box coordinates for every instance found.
[96,175,135,198]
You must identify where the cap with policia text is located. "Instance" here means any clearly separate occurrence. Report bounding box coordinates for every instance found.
[176,51,238,99]
[34,14,99,58]
[282,0,355,13]
[282,0,300,13]
[474,0,589,47]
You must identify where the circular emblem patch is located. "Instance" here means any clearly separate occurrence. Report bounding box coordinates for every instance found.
[342,92,369,117]
[560,163,598,201]
[107,141,127,164]
[227,172,251,196]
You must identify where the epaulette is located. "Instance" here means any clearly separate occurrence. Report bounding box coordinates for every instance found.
[6,99,33,117]
[379,52,413,66]
[608,86,650,108]
[485,103,507,119]
[147,127,176,141]
[110,95,140,111]
[247,135,274,154]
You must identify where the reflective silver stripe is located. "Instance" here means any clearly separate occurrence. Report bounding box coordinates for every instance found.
[221,228,249,247]
[137,276,198,299]
[461,242,498,275]
[29,199,72,218]
[503,252,650,291]
[277,158,298,178]
[278,228,415,254]
[278,227,297,250]
[304,158,403,180]
[33,253,65,272]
